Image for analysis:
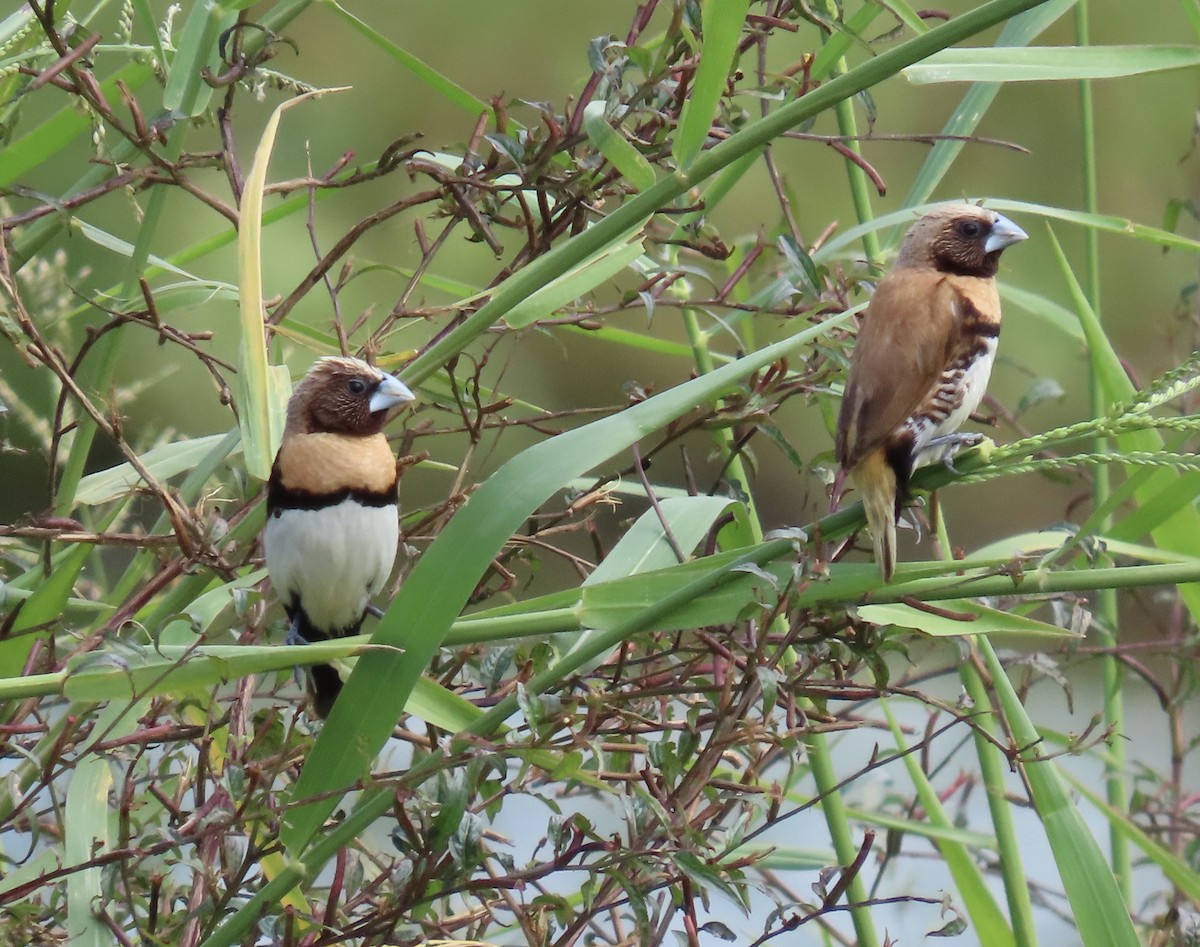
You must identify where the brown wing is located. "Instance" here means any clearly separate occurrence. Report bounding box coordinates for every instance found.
[835,269,961,470]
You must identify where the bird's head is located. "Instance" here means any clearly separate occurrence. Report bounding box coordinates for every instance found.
[286,356,415,436]
[895,203,1028,279]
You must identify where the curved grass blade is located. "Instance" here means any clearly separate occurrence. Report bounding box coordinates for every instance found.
[674,0,751,170]
[237,89,345,480]
[978,637,1140,945]
[905,44,1200,84]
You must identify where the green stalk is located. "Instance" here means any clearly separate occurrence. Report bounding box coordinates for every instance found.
[960,658,1038,945]
[817,0,880,266]
[1076,0,1130,902]
[807,731,880,947]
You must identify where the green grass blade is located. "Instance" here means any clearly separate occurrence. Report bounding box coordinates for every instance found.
[584,496,735,585]
[65,753,113,947]
[322,0,492,119]
[583,101,656,191]
[674,0,751,170]
[1045,227,1200,620]
[902,0,1076,211]
[978,637,1140,946]
[238,91,342,480]
[161,0,238,116]
[881,699,1016,947]
[905,44,1200,83]
[505,236,645,328]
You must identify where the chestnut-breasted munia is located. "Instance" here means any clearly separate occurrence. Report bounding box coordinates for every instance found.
[835,203,1027,581]
[264,356,415,717]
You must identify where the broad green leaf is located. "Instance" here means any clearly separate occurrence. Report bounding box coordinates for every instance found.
[585,496,736,585]
[858,599,1076,638]
[673,0,752,169]
[504,237,646,328]
[75,433,240,505]
[583,102,656,191]
[905,44,1200,84]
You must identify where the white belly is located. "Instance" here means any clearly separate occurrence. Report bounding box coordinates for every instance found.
[265,500,399,633]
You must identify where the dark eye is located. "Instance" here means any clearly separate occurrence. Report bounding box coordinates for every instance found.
[347,378,368,395]
[957,220,983,238]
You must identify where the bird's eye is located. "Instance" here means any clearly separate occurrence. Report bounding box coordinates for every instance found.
[957,220,983,238]
[347,378,368,395]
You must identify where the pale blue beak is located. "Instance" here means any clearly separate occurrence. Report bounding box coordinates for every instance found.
[369,373,416,414]
[985,214,1028,253]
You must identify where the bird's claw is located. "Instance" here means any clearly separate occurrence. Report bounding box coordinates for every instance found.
[285,615,308,688]
[925,432,985,473]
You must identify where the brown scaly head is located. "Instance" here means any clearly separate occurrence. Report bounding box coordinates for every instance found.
[284,356,415,437]
[892,203,1027,279]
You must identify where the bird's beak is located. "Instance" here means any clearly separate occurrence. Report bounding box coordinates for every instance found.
[985,214,1028,253]
[369,373,416,414]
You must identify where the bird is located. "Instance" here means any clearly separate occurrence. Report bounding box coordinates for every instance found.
[264,356,415,717]
[834,203,1027,581]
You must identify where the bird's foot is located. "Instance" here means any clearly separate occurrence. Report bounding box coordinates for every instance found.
[925,432,986,474]
[284,615,308,688]
[284,614,309,648]
[365,604,384,620]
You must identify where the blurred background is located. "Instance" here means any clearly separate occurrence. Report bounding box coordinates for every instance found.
[4,3,1200,943]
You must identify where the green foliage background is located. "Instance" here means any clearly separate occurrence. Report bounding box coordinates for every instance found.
[2,1,1200,945]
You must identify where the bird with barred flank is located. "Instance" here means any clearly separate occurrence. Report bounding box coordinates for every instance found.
[264,356,415,718]
[835,203,1027,581]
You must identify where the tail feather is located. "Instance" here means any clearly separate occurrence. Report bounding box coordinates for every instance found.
[307,664,344,719]
[851,451,898,582]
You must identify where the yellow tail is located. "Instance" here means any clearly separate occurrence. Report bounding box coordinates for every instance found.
[851,451,897,582]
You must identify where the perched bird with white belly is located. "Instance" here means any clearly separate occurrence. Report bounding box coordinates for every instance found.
[835,203,1027,581]
[264,356,415,717]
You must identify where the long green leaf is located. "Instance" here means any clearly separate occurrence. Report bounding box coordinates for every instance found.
[65,754,113,947]
[905,44,1200,83]
[881,700,1016,947]
[902,0,1077,211]
[979,637,1140,946]
[237,90,341,480]
[674,0,752,170]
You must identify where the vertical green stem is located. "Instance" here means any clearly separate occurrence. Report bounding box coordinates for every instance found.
[676,288,765,547]
[807,730,881,947]
[818,0,880,266]
[1076,0,1130,902]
